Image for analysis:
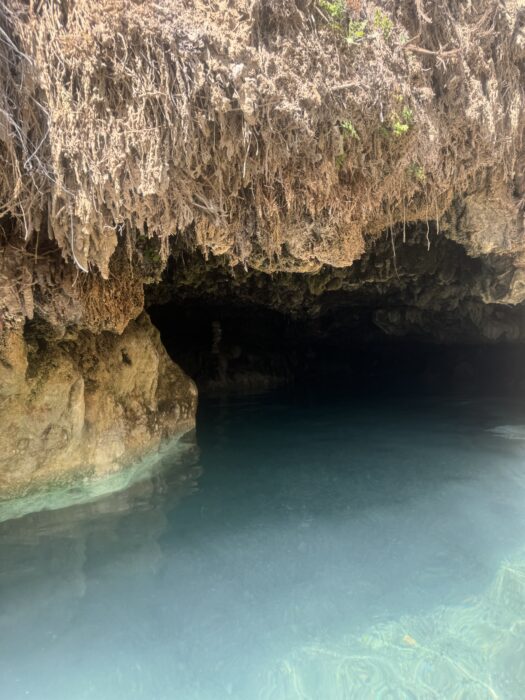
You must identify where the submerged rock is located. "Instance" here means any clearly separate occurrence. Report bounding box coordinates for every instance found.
[488,425,525,441]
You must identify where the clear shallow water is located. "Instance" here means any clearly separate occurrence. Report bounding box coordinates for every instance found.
[1,393,525,699]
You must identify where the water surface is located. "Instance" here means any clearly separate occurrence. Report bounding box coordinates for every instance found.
[1,393,525,699]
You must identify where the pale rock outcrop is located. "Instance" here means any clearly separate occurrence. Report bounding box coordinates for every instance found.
[0,313,197,497]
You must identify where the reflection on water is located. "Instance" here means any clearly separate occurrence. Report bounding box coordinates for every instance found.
[1,394,525,699]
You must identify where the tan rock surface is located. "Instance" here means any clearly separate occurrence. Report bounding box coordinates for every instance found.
[0,313,197,498]
[0,0,524,496]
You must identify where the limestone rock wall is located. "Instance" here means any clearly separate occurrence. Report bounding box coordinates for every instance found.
[0,313,197,498]
[0,0,524,496]
[0,0,523,277]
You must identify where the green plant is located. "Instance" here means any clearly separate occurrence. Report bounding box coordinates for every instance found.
[378,102,414,139]
[346,19,368,44]
[392,121,408,136]
[402,106,413,123]
[408,163,426,182]
[340,120,360,140]
[318,1,367,44]
[335,153,346,169]
[391,106,414,136]
[373,9,394,39]
[318,0,346,25]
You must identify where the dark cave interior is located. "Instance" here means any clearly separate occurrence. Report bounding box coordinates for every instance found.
[148,227,525,398]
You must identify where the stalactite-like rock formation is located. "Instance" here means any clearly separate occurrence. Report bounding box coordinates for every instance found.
[0,0,524,494]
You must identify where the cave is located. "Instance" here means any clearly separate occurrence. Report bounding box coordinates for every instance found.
[5,221,525,698]
[147,224,525,400]
[2,0,525,695]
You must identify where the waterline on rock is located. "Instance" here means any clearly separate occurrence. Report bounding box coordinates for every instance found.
[0,433,198,524]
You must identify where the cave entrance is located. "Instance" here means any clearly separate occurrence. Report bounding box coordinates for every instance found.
[147,227,525,399]
[148,299,525,398]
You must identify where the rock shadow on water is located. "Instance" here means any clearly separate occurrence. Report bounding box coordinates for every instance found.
[0,431,202,659]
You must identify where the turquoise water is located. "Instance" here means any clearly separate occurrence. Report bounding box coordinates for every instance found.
[1,393,525,699]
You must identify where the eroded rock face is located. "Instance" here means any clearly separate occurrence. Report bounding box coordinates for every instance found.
[0,313,197,497]
[0,0,524,496]
[149,226,525,343]
[1,0,523,276]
